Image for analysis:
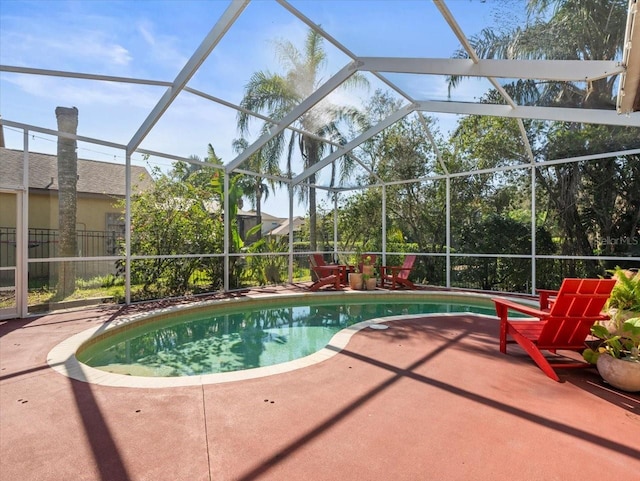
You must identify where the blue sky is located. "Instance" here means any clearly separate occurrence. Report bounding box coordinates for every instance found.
[0,0,526,217]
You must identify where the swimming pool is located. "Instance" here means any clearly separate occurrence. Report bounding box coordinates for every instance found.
[73,292,504,379]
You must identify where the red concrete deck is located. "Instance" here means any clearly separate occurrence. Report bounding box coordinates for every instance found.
[1,287,639,481]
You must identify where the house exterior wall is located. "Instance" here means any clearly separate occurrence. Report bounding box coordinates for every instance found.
[1,190,124,280]
[0,190,121,231]
[0,192,17,227]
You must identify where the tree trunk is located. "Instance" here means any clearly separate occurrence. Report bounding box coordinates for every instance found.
[552,163,599,276]
[309,175,317,251]
[306,139,319,251]
[255,181,262,240]
[55,106,78,298]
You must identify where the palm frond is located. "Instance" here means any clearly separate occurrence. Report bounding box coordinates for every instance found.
[237,72,296,134]
[304,29,327,74]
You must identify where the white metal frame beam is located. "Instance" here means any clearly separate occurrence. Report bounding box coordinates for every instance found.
[358,57,624,82]
[0,65,349,153]
[618,0,640,113]
[352,147,640,188]
[414,101,640,126]
[0,65,171,86]
[1,119,127,149]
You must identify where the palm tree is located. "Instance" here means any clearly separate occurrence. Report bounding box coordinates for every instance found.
[174,154,206,181]
[232,137,281,240]
[237,29,368,250]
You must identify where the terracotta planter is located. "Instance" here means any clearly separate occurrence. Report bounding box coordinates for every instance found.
[365,277,377,290]
[596,354,640,392]
[362,265,374,276]
[349,273,363,290]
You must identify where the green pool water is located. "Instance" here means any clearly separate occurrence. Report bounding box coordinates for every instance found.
[77,296,500,377]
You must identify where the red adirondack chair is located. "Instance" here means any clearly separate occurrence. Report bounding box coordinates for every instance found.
[492,278,617,381]
[308,254,342,291]
[380,255,417,290]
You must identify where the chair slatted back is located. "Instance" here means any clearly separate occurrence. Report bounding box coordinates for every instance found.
[310,254,325,269]
[397,255,416,280]
[537,278,617,348]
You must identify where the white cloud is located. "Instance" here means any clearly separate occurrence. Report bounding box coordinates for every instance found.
[3,74,160,109]
[135,20,189,71]
[1,26,131,71]
[108,44,133,66]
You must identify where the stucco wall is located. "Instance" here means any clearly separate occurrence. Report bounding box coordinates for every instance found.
[0,191,122,231]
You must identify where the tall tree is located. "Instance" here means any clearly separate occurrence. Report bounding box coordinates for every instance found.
[357,90,444,252]
[448,0,639,271]
[55,106,78,297]
[237,29,367,250]
[449,0,627,108]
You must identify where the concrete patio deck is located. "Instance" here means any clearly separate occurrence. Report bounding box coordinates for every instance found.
[1,285,638,481]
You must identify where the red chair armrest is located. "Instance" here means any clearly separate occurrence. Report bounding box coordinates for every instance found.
[391,266,411,274]
[536,289,559,310]
[492,297,547,319]
[380,266,410,276]
[312,265,342,276]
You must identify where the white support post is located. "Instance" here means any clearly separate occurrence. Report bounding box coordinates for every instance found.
[125,153,132,305]
[223,173,230,292]
[333,191,338,262]
[531,165,537,294]
[288,184,294,282]
[381,186,387,266]
[446,177,451,288]
[18,131,29,317]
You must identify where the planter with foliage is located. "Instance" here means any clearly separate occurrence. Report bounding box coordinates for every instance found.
[362,256,375,277]
[364,276,378,290]
[583,317,640,392]
[602,267,640,333]
[349,273,364,290]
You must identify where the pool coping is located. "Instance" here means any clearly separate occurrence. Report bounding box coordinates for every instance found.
[47,290,522,388]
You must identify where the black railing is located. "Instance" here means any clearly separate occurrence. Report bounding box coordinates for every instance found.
[0,227,120,282]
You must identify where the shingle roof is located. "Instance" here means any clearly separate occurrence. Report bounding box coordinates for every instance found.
[0,147,153,196]
[241,210,281,221]
[270,216,305,235]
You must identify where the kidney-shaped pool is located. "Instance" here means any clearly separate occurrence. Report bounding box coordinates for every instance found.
[48,291,520,387]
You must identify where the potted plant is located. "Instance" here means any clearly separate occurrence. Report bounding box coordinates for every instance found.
[349,270,364,290]
[583,317,640,392]
[602,267,640,333]
[363,268,377,290]
[348,249,365,290]
[357,254,377,289]
[361,255,375,277]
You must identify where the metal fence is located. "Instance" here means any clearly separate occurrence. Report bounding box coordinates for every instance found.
[0,227,120,282]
